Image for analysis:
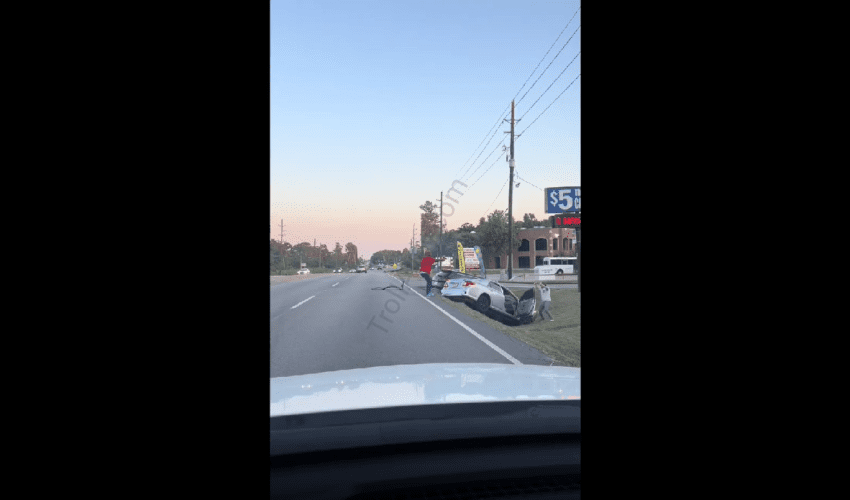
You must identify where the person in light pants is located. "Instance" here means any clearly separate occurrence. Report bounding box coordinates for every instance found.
[536,282,554,322]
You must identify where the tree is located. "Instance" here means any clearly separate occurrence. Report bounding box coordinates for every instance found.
[317,243,329,268]
[334,242,343,267]
[521,213,542,229]
[419,201,440,241]
[344,242,358,266]
[270,239,294,271]
[477,210,521,267]
[370,249,403,265]
[292,242,312,268]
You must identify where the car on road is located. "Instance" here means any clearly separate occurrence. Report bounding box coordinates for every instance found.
[357,266,367,273]
[348,269,356,273]
[297,268,310,275]
[334,268,342,273]
[442,275,536,325]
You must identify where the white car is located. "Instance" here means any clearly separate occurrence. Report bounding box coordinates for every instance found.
[442,275,536,325]
[297,269,310,275]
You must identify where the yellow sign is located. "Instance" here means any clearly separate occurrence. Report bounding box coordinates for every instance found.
[457,241,465,274]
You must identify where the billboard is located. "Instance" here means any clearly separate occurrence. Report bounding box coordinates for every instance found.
[457,242,486,279]
[545,186,581,215]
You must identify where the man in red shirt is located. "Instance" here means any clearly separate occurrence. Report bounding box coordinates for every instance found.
[419,250,437,297]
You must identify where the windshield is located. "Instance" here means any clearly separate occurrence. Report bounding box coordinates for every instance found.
[271,0,580,413]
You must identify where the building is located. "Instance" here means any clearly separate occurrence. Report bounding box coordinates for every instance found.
[484,226,577,270]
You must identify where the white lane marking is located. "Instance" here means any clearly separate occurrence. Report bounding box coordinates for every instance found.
[291,296,316,309]
[332,282,339,287]
[389,276,521,365]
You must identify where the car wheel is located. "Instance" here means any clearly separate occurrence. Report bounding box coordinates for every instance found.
[476,294,490,313]
[556,269,563,275]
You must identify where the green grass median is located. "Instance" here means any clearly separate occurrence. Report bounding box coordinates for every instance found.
[436,287,580,368]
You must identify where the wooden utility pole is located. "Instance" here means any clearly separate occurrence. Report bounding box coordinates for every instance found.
[576,217,581,292]
[439,192,443,260]
[411,224,415,271]
[278,220,286,269]
[505,100,517,280]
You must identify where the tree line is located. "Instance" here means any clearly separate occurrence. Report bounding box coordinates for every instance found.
[418,202,550,267]
[270,241,361,273]
[270,208,551,274]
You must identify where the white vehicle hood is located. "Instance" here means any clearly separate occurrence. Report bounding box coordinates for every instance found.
[271,363,580,416]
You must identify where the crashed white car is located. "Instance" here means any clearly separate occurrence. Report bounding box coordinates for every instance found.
[442,275,536,325]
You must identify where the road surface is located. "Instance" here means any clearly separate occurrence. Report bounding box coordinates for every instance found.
[270,272,555,378]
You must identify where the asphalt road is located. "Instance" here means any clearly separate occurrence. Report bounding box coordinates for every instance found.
[270,271,555,378]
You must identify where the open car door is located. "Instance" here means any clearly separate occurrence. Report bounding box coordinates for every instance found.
[500,285,537,324]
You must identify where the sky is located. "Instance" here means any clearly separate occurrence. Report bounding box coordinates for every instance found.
[271,0,580,260]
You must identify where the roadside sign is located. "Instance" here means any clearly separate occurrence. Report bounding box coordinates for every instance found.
[545,186,581,214]
[457,242,486,278]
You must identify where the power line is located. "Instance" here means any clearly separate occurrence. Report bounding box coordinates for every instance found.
[518,51,580,122]
[455,109,509,181]
[467,138,509,190]
[516,24,581,106]
[459,114,509,182]
[454,6,580,181]
[515,6,581,107]
[463,134,508,184]
[517,73,581,139]
[481,178,510,220]
[451,8,581,225]
[514,172,542,191]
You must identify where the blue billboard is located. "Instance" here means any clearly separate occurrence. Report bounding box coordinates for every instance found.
[545,186,581,214]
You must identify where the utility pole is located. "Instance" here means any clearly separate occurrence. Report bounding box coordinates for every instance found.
[278,220,286,269]
[504,100,518,280]
[436,192,443,261]
[576,216,581,292]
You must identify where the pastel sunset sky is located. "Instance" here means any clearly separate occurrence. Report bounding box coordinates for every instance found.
[271,0,580,259]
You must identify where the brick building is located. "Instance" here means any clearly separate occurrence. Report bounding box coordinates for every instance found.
[484,227,577,270]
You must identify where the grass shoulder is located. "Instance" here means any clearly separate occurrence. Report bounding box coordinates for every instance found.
[437,287,580,368]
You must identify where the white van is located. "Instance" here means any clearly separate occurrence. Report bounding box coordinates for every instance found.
[533,257,577,276]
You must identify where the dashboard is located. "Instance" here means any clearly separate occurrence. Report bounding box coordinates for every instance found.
[270,400,580,499]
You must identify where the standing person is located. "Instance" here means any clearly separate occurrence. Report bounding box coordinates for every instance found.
[537,282,554,322]
[419,250,437,297]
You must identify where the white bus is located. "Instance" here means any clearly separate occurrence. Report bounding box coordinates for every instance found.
[533,256,577,276]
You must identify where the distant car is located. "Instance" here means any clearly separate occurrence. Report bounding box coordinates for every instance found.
[297,268,310,275]
[357,266,367,273]
[441,276,536,325]
[348,269,356,273]
[334,268,342,273]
